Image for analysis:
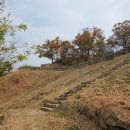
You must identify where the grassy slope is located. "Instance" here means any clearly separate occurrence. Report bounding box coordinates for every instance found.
[67,61,130,129]
[0,54,130,130]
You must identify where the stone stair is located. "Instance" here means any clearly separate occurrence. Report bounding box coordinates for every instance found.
[40,107,53,112]
[40,60,130,112]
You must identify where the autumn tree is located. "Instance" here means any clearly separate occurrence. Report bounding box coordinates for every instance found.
[107,20,130,52]
[36,37,62,63]
[60,40,73,62]
[0,0,28,76]
[93,27,106,57]
[73,28,94,60]
[73,27,105,60]
[36,37,74,63]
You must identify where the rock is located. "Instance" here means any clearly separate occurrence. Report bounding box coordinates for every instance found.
[105,118,118,127]
[79,106,94,120]
[99,114,130,130]
[79,105,130,130]
[99,119,108,129]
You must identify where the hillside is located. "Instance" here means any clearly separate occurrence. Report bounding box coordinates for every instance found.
[0,54,130,130]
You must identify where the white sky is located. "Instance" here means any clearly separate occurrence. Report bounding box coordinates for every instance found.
[5,0,130,67]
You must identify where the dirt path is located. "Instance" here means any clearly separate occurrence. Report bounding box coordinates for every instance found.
[0,108,67,130]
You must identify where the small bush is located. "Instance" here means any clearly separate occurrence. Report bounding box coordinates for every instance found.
[125,71,130,83]
[68,125,80,130]
[55,104,76,117]
[73,94,81,100]
[18,65,39,70]
[127,66,130,68]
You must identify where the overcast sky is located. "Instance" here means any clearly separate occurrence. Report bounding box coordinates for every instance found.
[5,0,130,67]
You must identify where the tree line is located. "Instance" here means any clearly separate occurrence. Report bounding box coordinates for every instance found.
[36,20,130,65]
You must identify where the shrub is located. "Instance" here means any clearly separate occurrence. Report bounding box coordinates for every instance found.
[73,94,81,100]
[68,125,80,130]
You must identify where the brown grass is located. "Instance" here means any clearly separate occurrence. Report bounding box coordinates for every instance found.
[67,63,130,126]
[0,54,130,130]
[0,69,63,104]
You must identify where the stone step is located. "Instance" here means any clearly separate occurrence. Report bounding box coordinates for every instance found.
[125,79,130,83]
[81,82,87,86]
[63,92,74,97]
[44,103,60,108]
[68,89,78,94]
[59,95,66,98]
[59,93,70,98]
[86,80,94,84]
[64,91,72,95]
[75,86,83,90]
[47,100,61,104]
[55,96,67,101]
[40,107,53,112]
[64,93,72,97]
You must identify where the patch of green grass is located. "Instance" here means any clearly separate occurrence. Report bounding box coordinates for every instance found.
[55,104,81,130]
[55,104,76,118]
[68,124,80,130]
[125,71,130,83]
[57,109,72,117]
[73,93,81,100]
[108,111,118,120]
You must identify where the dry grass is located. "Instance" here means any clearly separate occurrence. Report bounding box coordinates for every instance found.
[67,63,130,126]
[0,54,130,130]
[0,69,63,105]
[0,109,67,130]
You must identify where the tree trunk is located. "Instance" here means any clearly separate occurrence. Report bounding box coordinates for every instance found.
[88,49,90,58]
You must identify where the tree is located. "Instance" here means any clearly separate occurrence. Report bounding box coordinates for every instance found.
[36,27,106,64]
[36,37,62,63]
[0,0,28,76]
[60,40,73,62]
[73,28,94,60]
[36,37,74,63]
[93,27,106,58]
[107,20,130,52]
[73,27,105,60]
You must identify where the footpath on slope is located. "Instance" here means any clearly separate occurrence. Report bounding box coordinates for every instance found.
[0,54,130,130]
[40,56,130,130]
[40,58,130,111]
